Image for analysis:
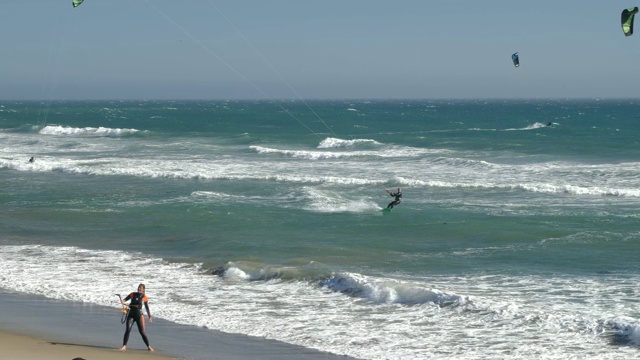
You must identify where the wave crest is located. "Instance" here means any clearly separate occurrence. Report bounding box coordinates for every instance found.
[40,125,141,137]
[319,273,466,306]
[317,137,380,149]
[214,262,465,306]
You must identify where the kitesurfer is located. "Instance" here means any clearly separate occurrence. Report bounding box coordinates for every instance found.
[119,283,154,352]
[386,188,402,209]
[28,157,34,163]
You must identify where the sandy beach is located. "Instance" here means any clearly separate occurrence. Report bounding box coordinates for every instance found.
[0,331,175,360]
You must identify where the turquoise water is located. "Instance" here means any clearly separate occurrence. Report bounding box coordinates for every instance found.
[2,99,640,359]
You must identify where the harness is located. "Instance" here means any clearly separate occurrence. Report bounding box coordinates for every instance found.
[115,293,144,324]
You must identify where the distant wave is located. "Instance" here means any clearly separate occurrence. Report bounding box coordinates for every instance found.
[4,155,640,197]
[505,122,550,131]
[0,158,385,185]
[317,137,380,148]
[426,180,640,197]
[250,145,375,160]
[250,143,441,160]
[39,125,142,137]
[515,183,640,197]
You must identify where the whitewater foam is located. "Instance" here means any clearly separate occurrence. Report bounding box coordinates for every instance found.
[40,125,141,137]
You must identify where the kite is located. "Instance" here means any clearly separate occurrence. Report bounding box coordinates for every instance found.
[72,0,84,8]
[621,7,639,36]
[511,52,520,68]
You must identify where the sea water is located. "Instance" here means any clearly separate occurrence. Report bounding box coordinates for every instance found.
[1,99,640,359]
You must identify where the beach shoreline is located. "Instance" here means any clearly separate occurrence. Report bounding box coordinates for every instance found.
[0,289,357,360]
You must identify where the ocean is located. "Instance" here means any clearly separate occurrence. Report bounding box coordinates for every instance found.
[1,99,640,359]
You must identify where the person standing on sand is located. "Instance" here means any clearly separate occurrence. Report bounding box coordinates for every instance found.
[119,283,154,352]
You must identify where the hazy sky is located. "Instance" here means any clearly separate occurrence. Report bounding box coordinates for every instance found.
[2,1,639,100]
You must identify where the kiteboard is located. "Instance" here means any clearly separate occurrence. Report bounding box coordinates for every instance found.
[382,208,392,214]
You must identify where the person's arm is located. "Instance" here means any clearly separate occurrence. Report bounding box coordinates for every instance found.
[144,301,152,322]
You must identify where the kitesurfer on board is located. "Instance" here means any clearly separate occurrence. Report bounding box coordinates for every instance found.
[386,188,402,209]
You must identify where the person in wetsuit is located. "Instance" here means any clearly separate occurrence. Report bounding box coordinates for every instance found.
[386,188,402,209]
[119,283,154,352]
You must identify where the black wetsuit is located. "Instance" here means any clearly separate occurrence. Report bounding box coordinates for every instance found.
[122,292,151,348]
[387,191,402,209]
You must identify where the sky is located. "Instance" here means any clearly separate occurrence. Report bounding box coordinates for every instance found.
[2,0,640,100]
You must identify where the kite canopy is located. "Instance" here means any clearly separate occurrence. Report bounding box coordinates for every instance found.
[621,7,639,36]
[511,52,519,68]
[72,0,84,8]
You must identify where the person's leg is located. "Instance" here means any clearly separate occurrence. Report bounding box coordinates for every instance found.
[134,315,153,351]
[120,316,135,351]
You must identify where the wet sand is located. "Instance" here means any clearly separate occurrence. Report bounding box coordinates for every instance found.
[0,289,357,360]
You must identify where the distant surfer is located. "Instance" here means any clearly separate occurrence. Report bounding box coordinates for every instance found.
[546,122,552,127]
[386,188,402,209]
[119,283,154,352]
[28,157,34,163]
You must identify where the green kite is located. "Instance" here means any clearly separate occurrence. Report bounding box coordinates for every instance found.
[621,7,639,36]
